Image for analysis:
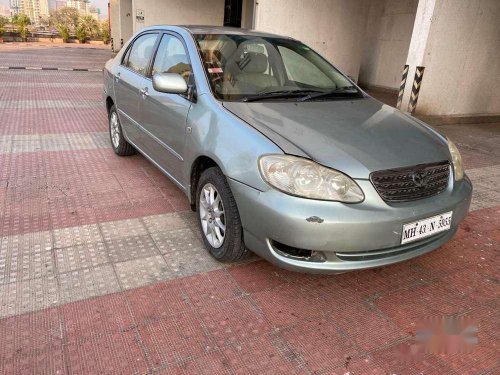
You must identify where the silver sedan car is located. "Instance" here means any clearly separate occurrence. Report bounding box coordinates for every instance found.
[103,26,472,273]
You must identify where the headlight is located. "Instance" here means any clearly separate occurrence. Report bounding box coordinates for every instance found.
[258,155,364,202]
[447,139,464,181]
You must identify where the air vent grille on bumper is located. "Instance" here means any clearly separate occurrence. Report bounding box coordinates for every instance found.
[370,161,450,202]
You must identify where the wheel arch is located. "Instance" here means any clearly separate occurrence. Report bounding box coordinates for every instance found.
[189,155,220,211]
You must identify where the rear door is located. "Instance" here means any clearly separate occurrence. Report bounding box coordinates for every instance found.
[139,33,194,184]
[114,32,159,147]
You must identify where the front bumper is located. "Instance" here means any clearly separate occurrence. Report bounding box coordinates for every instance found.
[228,176,472,273]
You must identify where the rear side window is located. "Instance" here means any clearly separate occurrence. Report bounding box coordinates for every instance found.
[152,34,192,83]
[124,33,158,76]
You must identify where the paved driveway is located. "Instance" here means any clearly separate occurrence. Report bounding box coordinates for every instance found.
[0,44,499,374]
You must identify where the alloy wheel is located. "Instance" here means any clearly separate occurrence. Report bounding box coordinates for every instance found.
[199,183,226,248]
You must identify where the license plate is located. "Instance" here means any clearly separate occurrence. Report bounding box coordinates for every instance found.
[401,211,453,244]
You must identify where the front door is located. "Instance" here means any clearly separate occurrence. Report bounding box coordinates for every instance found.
[140,33,193,185]
[114,32,158,147]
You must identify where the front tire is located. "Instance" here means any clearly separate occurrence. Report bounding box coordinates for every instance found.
[196,167,248,262]
[109,105,136,156]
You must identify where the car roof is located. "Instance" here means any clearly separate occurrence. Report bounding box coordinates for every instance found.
[142,25,293,39]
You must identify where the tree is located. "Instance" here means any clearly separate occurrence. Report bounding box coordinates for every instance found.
[57,24,70,43]
[13,14,31,42]
[49,7,79,33]
[76,25,87,43]
[100,20,110,44]
[79,15,99,38]
[0,16,8,38]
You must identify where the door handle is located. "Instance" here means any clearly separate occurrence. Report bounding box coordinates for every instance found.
[114,72,121,82]
[140,87,149,97]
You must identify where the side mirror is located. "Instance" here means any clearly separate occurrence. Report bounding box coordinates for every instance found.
[152,73,188,94]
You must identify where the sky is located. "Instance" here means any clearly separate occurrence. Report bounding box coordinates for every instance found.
[0,0,109,17]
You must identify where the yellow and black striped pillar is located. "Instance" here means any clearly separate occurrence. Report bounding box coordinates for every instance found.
[120,39,124,49]
[110,37,114,52]
[396,65,409,109]
[408,66,425,114]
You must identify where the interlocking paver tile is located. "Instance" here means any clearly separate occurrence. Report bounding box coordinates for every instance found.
[105,234,159,262]
[61,293,134,343]
[181,269,243,307]
[58,264,120,304]
[138,310,215,369]
[53,223,103,248]
[114,255,174,289]
[54,241,108,273]
[99,218,148,241]
[126,279,191,324]
[0,276,60,318]
[64,330,148,375]
[198,296,271,347]
[142,212,188,233]
[0,231,54,284]
[151,228,203,254]
[222,333,304,374]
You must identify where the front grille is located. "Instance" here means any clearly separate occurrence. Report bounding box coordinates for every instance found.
[370,161,450,202]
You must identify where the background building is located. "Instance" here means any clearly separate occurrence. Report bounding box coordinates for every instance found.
[66,0,89,14]
[9,0,49,24]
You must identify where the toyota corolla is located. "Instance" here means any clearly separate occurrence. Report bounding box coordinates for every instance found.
[103,26,472,273]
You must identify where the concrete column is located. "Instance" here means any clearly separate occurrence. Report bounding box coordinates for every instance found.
[400,0,500,118]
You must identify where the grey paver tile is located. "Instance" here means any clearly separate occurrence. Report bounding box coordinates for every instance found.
[54,241,109,273]
[0,276,60,318]
[151,228,203,255]
[142,212,188,233]
[162,247,224,278]
[114,255,174,290]
[105,235,159,262]
[58,264,120,303]
[53,224,103,248]
[100,218,148,241]
[0,231,54,284]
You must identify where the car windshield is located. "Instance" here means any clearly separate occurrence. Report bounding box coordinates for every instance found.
[194,33,361,101]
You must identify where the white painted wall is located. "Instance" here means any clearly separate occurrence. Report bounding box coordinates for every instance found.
[131,0,225,33]
[358,0,418,90]
[254,0,370,80]
[403,0,500,116]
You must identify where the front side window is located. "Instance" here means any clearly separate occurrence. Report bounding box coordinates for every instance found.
[124,33,158,76]
[152,34,192,83]
[194,33,359,101]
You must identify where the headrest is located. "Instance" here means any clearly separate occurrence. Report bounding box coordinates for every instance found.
[237,52,268,74]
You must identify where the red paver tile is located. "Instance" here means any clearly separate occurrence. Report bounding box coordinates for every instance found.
[161,351,234,375]
[228,260,297,293]
[223,333,305,374]
[198,296,271,347]
[61,293,134,343]
[64,330,148,375]
[181,269,243,307]
[0,308,66,375]
[375,282,473,334]
[281,316,361,374]
[371,341,456,375]
[326,303,407,352]
[138,310,214,369]
[253,285,328,328]
[126,279,191,325]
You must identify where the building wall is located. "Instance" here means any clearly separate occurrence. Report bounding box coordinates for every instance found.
[131,0,224,33]
[358,0,418,90]
[254,0,370,80]
[414,0,500,116]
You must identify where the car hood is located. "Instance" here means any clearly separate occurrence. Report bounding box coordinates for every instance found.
[222,98,450,179]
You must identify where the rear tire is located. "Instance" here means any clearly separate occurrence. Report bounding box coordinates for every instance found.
[196,167,248,262]
[109,105,136,156]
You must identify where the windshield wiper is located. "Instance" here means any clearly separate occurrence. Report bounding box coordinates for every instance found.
[241,89,322,102]
[298,86,361,102]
